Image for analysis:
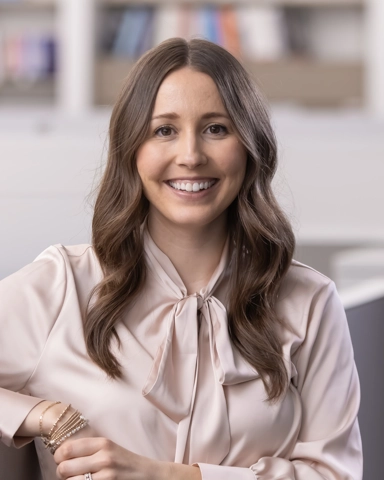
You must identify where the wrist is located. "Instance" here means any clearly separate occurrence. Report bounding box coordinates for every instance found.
[161,462,202,480]
[16,400,54,437]
[42,403,75,437]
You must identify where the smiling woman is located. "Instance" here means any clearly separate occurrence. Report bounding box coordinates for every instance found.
[0,38,362,480]
[136,67,247,255]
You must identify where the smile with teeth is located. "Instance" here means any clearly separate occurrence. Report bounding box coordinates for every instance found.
[168,180,216,192]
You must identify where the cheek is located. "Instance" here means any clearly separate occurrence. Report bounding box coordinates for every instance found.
[136,145,164,183]
[221,144,247,183]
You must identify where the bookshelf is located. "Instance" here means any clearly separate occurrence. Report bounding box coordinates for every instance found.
[0,0,383,116]
[94,0,365,107]
[0,0,56,105]
[102,1,363,6]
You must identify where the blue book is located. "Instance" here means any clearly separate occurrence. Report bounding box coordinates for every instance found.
[113,7,153,59]
[112,9,135,57]
[201,7,221,45]
[135,8,154,58]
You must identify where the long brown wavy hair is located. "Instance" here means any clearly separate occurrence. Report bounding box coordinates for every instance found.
[86,38,295,402]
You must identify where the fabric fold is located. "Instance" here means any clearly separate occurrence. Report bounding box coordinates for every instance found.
[142,229,259,464]
[142,296,199,422]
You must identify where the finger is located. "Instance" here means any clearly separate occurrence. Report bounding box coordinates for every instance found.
[66,475,101,480]
[54,437,106,463]
[64,475,99,480]
[56,456,96,480]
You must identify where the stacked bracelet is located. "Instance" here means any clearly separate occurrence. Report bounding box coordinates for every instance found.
[40,405,88,455]
[48,403,71,438]
[39,401,60,439]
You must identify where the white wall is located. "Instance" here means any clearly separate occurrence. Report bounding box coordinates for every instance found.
[273,108,384,244]
[0,108,384,279]
[0,109,108,279]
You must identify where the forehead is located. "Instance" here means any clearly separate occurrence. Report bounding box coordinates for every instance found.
[152,67,226,114]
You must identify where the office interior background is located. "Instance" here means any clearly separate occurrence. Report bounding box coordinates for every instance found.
[0,0,383,290]
[1,0,384,292]
[0,1,383,478]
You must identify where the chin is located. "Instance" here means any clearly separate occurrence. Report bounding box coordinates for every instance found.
[166,212,226,230]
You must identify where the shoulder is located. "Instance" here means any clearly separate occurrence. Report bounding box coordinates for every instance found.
[39,243,94,262]
[287,259,332,290]
[0,244,103,342]
[35,243,100,274]
[279,259,334,304]
[40,244,103,299]
[276,260,340,341]
[0,243,101,298]
[48,243,99,271]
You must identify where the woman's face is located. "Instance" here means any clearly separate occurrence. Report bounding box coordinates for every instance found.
[136,67,247,231]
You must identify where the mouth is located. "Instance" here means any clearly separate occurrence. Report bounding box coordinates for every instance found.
[167,179,217,193]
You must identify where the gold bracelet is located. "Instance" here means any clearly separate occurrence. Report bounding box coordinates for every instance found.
[49,420,81,444]
[40,407,88,453]
[50,411,81,440]
[39,402,60,438]
[48,417,88,454]
[48,404,71,438]
[49,417,87,447]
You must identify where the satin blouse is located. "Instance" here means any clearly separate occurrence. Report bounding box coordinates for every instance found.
[0,230,362,479]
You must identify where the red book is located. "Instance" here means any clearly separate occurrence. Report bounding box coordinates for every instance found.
[220,6,241,58]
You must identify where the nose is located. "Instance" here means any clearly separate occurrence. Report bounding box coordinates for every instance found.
[176,131,207,169]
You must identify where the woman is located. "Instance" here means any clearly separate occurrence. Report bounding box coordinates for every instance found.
[0,38,362,480]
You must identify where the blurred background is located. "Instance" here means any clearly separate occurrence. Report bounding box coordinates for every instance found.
[0,1,384,478]
[0,0,383,292]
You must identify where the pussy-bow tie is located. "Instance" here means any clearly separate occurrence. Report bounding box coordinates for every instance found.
[142,231,259,464]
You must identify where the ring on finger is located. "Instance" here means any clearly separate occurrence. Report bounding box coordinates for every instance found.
[84,474,93,480]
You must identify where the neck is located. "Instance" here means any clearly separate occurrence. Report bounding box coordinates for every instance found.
[147,212,228,294]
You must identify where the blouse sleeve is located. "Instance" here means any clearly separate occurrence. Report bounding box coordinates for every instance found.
[0,246,67,448]
[196,281,362,480]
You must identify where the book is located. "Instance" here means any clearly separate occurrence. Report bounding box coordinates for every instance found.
[42,35,56,75]
[200,6,222,45]
[188,7,208,41]
[99,8,126,54]
[220,6,241,58]
[134,7,155,58]
[4,34,23,81]
[0,32,5,84]
[236,5,288,61]
[153,5,181,47]
[0,32,56,83]
[112,7,154,59]
[22,34,44,81]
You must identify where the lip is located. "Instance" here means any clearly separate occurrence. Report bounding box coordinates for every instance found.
[166,176,217,182]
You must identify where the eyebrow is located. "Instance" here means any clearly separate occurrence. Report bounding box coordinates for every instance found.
[151,111,230,121]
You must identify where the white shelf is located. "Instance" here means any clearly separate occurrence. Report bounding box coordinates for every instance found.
[95,56,363,107]
[0,79,55,105]
[0,0,55,10]
[1,0,384,116]
[340,278,384,309]
[103,0,364,6]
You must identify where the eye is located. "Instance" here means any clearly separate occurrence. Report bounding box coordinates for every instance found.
[206,124,228,135]
[154,125,174,137]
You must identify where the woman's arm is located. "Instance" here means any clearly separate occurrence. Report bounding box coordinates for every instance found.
[54,437,202,480]
[0,246,67,447]
[15,401,75,438]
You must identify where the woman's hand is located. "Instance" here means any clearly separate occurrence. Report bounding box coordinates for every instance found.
[54,437,202,480]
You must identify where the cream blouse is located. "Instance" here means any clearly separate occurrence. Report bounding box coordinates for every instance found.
[0,230,362,480]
